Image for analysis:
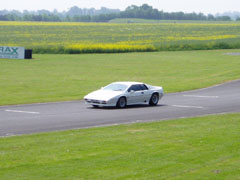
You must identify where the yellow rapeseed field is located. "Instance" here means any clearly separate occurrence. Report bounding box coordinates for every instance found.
[0,21,240,53]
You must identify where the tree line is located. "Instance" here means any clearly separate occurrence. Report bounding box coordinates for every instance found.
[0,4,235,22]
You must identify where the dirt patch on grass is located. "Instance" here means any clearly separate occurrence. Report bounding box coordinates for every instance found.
[127,129,146,133]
[225,52,240,56]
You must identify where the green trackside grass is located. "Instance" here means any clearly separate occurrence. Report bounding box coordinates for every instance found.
[0,49,240,105]
[0,113,239,179]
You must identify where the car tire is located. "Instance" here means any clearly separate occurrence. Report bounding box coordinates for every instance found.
[92,105,99,108]
[117,97,127,108]
[149,93,159,106]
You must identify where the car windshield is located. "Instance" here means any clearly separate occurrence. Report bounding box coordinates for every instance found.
[103,83,128,91]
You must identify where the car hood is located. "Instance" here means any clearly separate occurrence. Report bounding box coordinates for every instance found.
[84,89,123,101]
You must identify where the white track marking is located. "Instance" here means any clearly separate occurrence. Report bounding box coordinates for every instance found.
[172,105,203,109]
[183,95,219,98]
[0,100,82,108]
[5,110,40,114]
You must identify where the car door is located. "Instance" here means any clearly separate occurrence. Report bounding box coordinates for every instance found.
[127,84,145,104]
[140,84,151,102]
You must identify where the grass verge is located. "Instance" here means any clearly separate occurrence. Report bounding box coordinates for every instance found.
[0,49,240,105]
[109,18,240,24]
[0,113,239,179]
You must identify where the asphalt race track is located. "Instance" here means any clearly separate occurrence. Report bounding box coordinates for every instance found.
[1,80,240,137]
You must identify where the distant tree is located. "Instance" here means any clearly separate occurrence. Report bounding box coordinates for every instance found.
[5,13,21,21]
[216,16,231,21]
[0,4,233,22]
[0,15,8,21]
[37,10,51,15]
[207,14,215,21]
[68,6,82,17]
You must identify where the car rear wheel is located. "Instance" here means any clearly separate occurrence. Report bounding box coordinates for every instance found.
[149,93,159,106]
[117,97,127,108]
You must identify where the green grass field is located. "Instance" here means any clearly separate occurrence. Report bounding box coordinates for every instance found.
[1,49,240,105]
[109,18,240,24]
[1,19,240,180]
[1,21,240,53]
[0,113,239,179]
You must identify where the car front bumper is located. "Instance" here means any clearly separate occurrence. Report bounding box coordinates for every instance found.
[84,99,116,107]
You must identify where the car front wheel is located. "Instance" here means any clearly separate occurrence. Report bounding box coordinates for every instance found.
[117,97,127,108]
[149,93,159,106]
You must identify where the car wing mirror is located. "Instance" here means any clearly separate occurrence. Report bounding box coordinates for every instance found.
[130,90,135,93]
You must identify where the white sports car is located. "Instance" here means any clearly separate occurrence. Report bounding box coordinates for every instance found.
[84,82,164,108]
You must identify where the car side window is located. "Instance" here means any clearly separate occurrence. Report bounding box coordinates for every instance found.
[128,85,143,92]
[140,84,148,90]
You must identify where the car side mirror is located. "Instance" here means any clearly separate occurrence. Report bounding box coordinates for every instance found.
[130,90,135,93]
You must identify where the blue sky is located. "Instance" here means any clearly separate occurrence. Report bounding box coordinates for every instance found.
[2,0,240,14]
